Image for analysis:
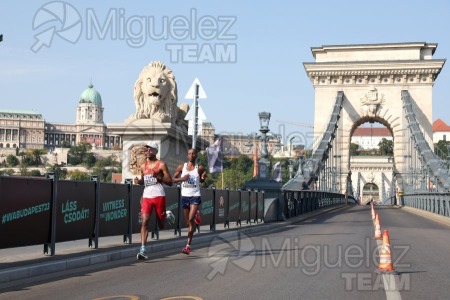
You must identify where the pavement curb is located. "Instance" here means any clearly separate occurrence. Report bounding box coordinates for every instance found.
[399,205,450,227]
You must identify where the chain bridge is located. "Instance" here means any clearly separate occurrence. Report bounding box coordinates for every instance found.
[283,42,449,217]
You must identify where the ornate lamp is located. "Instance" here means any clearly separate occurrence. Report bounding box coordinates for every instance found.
[258,112,271,130]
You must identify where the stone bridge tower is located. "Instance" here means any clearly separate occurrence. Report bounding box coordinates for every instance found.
[304,42,445,199]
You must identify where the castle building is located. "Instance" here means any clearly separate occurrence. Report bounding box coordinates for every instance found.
[0,84,121,151]
[0,110,45,149]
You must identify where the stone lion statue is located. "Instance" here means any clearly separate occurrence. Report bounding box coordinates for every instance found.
[130,61,178,123]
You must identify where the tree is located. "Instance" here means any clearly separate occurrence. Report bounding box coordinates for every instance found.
[68,143,92,165]
[46,164,68,179]
[19,164,29,176]
[0,169,15,176]
[68,169,90,181]
[21,153,35,166]
[85,153,96,168]
[350,143,360,156]
[435,140,450,159]
[31,149,46,166]
[29,169,41,177]
[6,154,19,167]
[61,140,71,148]
[206,155,255,189]
[378,138,393,155]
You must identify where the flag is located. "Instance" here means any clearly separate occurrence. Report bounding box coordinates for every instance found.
[207,137,223,173]
[253,146,259,177]
[272,162,282,182]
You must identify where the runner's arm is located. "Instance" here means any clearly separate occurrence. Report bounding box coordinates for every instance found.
[198,165,207,183]
[159,162,173,186]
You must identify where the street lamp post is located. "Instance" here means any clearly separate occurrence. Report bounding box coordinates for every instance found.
[242,112,283,203]
[258,112,270,159]
[288,159,294,179]
[246,112,282,180]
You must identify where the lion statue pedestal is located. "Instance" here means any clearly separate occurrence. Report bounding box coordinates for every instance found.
[108,118,204,181]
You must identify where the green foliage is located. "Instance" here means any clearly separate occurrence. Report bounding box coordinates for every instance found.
[350,143,360,156]
[29,169,41,177]
[21,153,36,166]
[67,155,82,165]
[90,154,121,182]
[6,154,19,167]
[435,140,450,159]
[61,140,72,148]
[68,169,90,181]
[30,149,46,165]
[68,143,92,166]
[378,138,393,155]
[197,151,208,168]
[85,153,96,168]
[46,164,68,179]
[201,155,252,189]
[197,151,213,187]
[0,169,15,176]
[19,164,29,176]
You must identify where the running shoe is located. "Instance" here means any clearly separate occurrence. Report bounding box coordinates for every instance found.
[137,246,148,260]
[181,245,191,255]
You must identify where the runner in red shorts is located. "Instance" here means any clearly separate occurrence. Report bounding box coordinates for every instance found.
[134,141,173,260]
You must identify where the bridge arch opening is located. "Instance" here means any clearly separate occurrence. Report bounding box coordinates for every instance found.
[362,182,380,204]
[347,117,395,204]
[349,118,393,156]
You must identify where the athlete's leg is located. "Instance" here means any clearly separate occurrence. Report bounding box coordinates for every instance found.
[140,198,153,247]
[186,203,199,246]
[154,196,167,229]
[138,198,152,259]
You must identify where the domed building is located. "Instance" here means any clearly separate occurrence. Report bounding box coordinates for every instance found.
[77,84,103,121]
[42,84,121,150]
[76,84,105,147]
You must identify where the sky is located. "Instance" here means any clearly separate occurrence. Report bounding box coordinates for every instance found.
[1,0,450,149]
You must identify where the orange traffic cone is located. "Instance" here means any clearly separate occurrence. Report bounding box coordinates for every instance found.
[374,213,382,239]
[377,229,397,274]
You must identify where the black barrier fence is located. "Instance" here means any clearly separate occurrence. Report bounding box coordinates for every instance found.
[0,176,265,254]
[282,189,354,219]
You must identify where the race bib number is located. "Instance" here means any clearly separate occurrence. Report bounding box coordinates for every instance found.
[182,175,197,189]
[144,174,158,187]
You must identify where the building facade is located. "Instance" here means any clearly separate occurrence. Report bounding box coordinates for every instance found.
[0,110,45,149]
[0,84,122,151]
[432,118,450,143]
[351,126,392,150]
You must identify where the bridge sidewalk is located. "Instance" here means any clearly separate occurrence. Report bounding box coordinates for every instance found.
[0,205,348,289]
